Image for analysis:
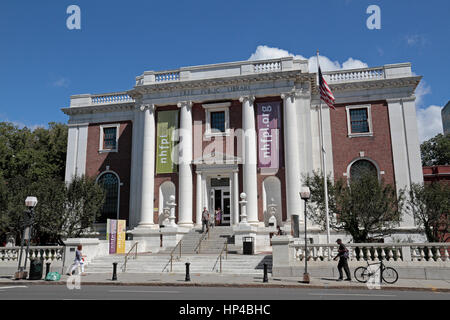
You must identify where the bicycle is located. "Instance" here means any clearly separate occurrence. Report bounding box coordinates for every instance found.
[354,259,399,284]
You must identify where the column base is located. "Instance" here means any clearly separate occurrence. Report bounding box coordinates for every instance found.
[129,226,161,252]
[160,226,190,249]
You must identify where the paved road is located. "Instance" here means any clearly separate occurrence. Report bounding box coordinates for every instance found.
[0,284,448,300]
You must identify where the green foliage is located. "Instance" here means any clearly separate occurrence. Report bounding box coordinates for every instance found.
[305,170,404,243]
[408,183,450,242]
[421,134,450,166]
[0,122,105,245]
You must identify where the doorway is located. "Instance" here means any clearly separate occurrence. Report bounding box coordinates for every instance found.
[210,178,231,226]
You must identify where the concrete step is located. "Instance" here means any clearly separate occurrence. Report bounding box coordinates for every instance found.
[87,253,272,274]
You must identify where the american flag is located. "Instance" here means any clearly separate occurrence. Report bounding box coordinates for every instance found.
[319,67,335,110]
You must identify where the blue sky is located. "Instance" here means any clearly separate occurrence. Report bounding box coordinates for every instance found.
[0,0,448,141]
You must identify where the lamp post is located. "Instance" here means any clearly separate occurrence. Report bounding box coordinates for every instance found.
[300,188,310,284]
[15,196,38,280]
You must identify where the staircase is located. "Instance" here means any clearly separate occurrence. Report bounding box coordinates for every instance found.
[85,226,272,274]
[85,253,272,275]
[159,226,236,255]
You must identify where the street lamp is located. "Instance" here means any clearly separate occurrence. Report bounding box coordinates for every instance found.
[300,187,311,284]
[15,196,38,280]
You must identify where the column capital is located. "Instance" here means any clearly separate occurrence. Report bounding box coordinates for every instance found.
[281,90,297,101]
[139,104,155,112]
[239,95,255,104]
[177,100,193,109]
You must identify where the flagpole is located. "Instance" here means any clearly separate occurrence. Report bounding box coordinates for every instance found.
[317,50,331,254]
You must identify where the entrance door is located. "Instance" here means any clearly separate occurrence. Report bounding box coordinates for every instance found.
[210,178,231,226]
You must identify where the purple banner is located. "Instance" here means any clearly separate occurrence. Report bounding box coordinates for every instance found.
[257,102,281,169]
[109,219,117,254]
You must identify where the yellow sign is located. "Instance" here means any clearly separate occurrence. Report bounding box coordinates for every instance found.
[116,220,126,254]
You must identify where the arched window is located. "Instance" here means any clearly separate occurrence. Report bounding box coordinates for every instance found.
[350,160,378,182]
[97,172,119,223]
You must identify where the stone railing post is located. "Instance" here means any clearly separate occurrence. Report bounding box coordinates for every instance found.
[401,245,412,262]
[271,236,293,267]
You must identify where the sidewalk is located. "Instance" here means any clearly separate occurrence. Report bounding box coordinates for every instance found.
[1,271,449,292]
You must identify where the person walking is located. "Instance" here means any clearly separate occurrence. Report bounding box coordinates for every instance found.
[215,208,222,226]
[333,239,351,281]
[67,245,86,276]
[201,207,209,233]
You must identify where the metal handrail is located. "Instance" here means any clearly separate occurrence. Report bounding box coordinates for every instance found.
[195,227,210,254]
[212,240,228,273]
[162,240,182,273]
[121,242,138,272]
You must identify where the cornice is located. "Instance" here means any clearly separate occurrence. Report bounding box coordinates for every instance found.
[128,70,315,98]
[312,76,422,94]
[61,102,135,116]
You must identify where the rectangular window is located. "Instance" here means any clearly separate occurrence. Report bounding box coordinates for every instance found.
[349,108,369,133]
[103,127,117,150]
[210,111,226,132]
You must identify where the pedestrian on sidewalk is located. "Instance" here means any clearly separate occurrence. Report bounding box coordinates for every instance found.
[67,245,87,276]
[333,239,351,281]
[202,207,209,233]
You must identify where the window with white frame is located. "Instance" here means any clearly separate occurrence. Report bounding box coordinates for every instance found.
[346,105,373,137]
[202,102,231,137]
[99,124,120,152]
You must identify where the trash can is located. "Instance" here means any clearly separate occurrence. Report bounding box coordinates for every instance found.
[28,259,44,280]
[243,237,254,255]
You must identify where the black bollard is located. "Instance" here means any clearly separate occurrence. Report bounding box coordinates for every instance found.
[185,262,191,282]
[45,262,51,278]
[263,263,268,283]
[112,262,118,281]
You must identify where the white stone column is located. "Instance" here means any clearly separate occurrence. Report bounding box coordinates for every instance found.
[196,171,202,227]
[232,169,240,226]
[387,98,423,228]
[138,104,157,228]
[177,101,194,228]
[281,92,303,222]
[240,95,259,226]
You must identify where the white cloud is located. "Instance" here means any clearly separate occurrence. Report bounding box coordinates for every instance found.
[415,81,431,107]
[414,80,443,142]
[248,45,368,72]
[416,105,443,142]
[405,34,428,47]
[52,77,70,88]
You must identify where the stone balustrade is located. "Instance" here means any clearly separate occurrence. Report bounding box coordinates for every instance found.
[69,60,413,108]
[91,92,134,105]
[155,71,181,82]
[324,68,385,83]
[289,242,450,263]
[253,61,281,73]
[0,246,65,262]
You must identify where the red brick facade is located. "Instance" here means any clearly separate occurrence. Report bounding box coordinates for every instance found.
[330,101,395,186]
[85,121,133,222]
[83,99,400,225]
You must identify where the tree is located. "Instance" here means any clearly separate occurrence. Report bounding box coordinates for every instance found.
[421,134,450,166]
[62,175,106,239]
[407,183,450,243]
[305,170,405,243]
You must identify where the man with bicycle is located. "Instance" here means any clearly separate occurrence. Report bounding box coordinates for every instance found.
[334,239,352,281]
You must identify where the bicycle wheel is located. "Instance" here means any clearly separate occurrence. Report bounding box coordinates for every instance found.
[382,267,398,284]
[354,266,370,283]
